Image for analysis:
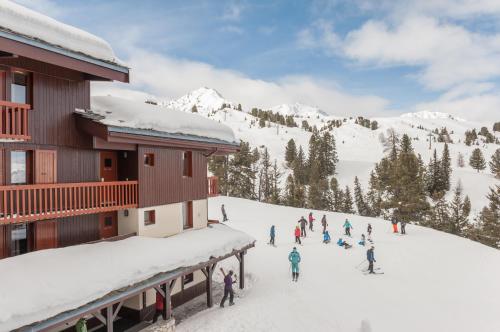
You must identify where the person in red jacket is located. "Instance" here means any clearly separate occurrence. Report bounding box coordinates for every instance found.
[308,212,315,231]
[294,225,301,245]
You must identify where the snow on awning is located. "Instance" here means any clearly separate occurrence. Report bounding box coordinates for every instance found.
[0,224,255,331]
[76,95,238,145]
[0,0,121,66]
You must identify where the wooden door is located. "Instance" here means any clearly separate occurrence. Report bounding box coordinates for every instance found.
[0,70,5,101]
[34,220,57,250]
[99,211,117,239]
[0,225,9,259]
[35,150,57,184]
[100,151,117,182]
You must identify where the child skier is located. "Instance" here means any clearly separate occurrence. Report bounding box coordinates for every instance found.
[401,221,406,235]
[337,238,352,249]
[321,215,328,234]
[358,234,366,246]
[288,247,301,281]
[270,225,276,246]
[308,212,315,231]
[367,246,376,274]
[343,219,353,236]
[294,226,301,245]
[221,204,228,222]
[323,230,331,244]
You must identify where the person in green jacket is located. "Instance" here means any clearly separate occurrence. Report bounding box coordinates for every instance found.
[75,318,87,332]
[288,247,301,282]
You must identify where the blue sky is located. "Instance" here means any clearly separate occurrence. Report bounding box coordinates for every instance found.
[12,0,500,120]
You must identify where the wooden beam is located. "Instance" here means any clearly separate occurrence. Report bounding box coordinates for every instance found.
[205,266,213,308]
[239,252,245,290]
[165,283,172,320]
[106,306,113,332]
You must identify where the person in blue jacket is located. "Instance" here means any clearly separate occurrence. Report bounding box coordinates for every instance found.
[288,247,301,281]
[337,238,352,249]
[367,246,376,274]
[323,230,331,244]
[358,234,366,246]
[343,219,353,236]
[269,225,276,246]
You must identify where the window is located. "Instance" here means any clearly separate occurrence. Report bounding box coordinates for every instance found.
[182,201,193,229]
[104,216,113,228]
[144,210,156,226]
[182,151,192,177]
[11,224,28,256]
[104,158,113,170]
[144,153,155,166]
[11,150,27,184]
[183,273,194,286]
[11,72,29,104]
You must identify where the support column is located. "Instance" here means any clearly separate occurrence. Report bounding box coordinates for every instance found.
[239,251,245,289]
[206,266,213,307]
[106,306,113,332]
[163,282,172,320]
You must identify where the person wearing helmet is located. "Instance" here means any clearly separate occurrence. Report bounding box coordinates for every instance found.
[367,246,376,274]
[288,247,301,281]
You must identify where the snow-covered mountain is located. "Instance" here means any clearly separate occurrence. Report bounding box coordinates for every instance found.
[162,88,499,216]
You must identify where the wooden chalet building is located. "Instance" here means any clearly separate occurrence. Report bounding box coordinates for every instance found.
[0,2,250,331]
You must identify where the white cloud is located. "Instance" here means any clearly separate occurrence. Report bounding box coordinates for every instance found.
[222,1,246,21]
[92,49,389,117]
[297,20,341,54]
[11,0,65,18]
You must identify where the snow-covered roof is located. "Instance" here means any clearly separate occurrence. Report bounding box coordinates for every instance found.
[77,96,238,145]
[0,224,255,331]
[0,0,122,66]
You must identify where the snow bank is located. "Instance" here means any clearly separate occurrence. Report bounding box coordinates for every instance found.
[401,110,465,122]
[0,224,254,331]
[78,96,237,144]
[175,197,500,332]
[0,0,119,64]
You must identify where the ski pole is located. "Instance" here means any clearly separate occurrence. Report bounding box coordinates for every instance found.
[355,259,367,269]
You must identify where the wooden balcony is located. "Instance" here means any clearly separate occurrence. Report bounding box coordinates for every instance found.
[208,176,219,197]
[0,181,138,224]
[0,101,31,141]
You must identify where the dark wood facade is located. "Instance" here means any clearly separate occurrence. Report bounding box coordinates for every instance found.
[138,147,207,208]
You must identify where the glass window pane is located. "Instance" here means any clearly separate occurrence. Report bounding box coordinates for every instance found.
[11,151,27,184]
[11,84,26,104]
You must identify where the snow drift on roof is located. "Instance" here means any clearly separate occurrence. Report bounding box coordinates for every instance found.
[0,224,254,331]
[79,96,237,144]
[0,0,119,64]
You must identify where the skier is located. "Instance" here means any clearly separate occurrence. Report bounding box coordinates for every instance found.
[323,230,331,244]
[298,216,308,237]
[367,223,372,236]
[220,268,236,307]
[401,221,406,235]
[269,225,276,246]
[321,215,328,234]
[367,246,376,274]
[358,234,366,246]
[221,204,228,222]
[337,238,352,249]
[343,218,353,236]
[308,212,315,231]
[288,247,301,281]
[391,220,398,233]
[294,225,301,245]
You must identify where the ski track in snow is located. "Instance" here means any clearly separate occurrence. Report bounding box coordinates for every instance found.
[176,197,500,332]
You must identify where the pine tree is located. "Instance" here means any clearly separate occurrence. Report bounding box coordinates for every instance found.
[284,174,297,207]
[477,185,500,248]
[489,148,500,179]
[441,143,451,191]
[294,184,306,208]
[258,148,272,202]
[469,148,486,172]
[285,139,297,168]
[320,132,338,177]
[448,183,471,236]
[342,186,354,214]
[191,105,198,113]
[208,155,229,195]
[330,177,343,212]
[293,146,307,185]
[227,141,257,199]
[425,194,449,231]
[269,160,282,204]
[457,152,465,168]
[366,171,382,217]
[354,176,369,216]
[426,149,444,198]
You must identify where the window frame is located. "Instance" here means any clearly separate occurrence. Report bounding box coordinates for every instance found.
[10,70,32,105]
[183,273,194,286]
[144,210,156,226]
[10,150,31,185]
[182,151,193,177]
[144,153,155,167]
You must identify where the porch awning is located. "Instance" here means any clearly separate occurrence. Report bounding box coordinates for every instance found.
[0,224,255,331]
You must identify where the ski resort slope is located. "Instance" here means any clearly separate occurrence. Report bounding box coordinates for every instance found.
[176,196,500,332]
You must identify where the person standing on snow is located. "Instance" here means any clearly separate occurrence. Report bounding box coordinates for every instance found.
[220,268,237,307]
[221,204,228,222]
[308,212,315,231]
[270,225,276,246]
[391,219,398,233]
[367,246,376,274]
[298,216,308,237]
[343,219,353,236]
[367,223,372,236]
[321,215,328,234]
[294,225,302,245]
[323,230,331,244]
[288,247,301,281]
[358,234,366,246]
[401,221,406,235]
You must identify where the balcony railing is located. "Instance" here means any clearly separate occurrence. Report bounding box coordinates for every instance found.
[0,181,138,224]
[208,176,218,197]
[0,101,31,141]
